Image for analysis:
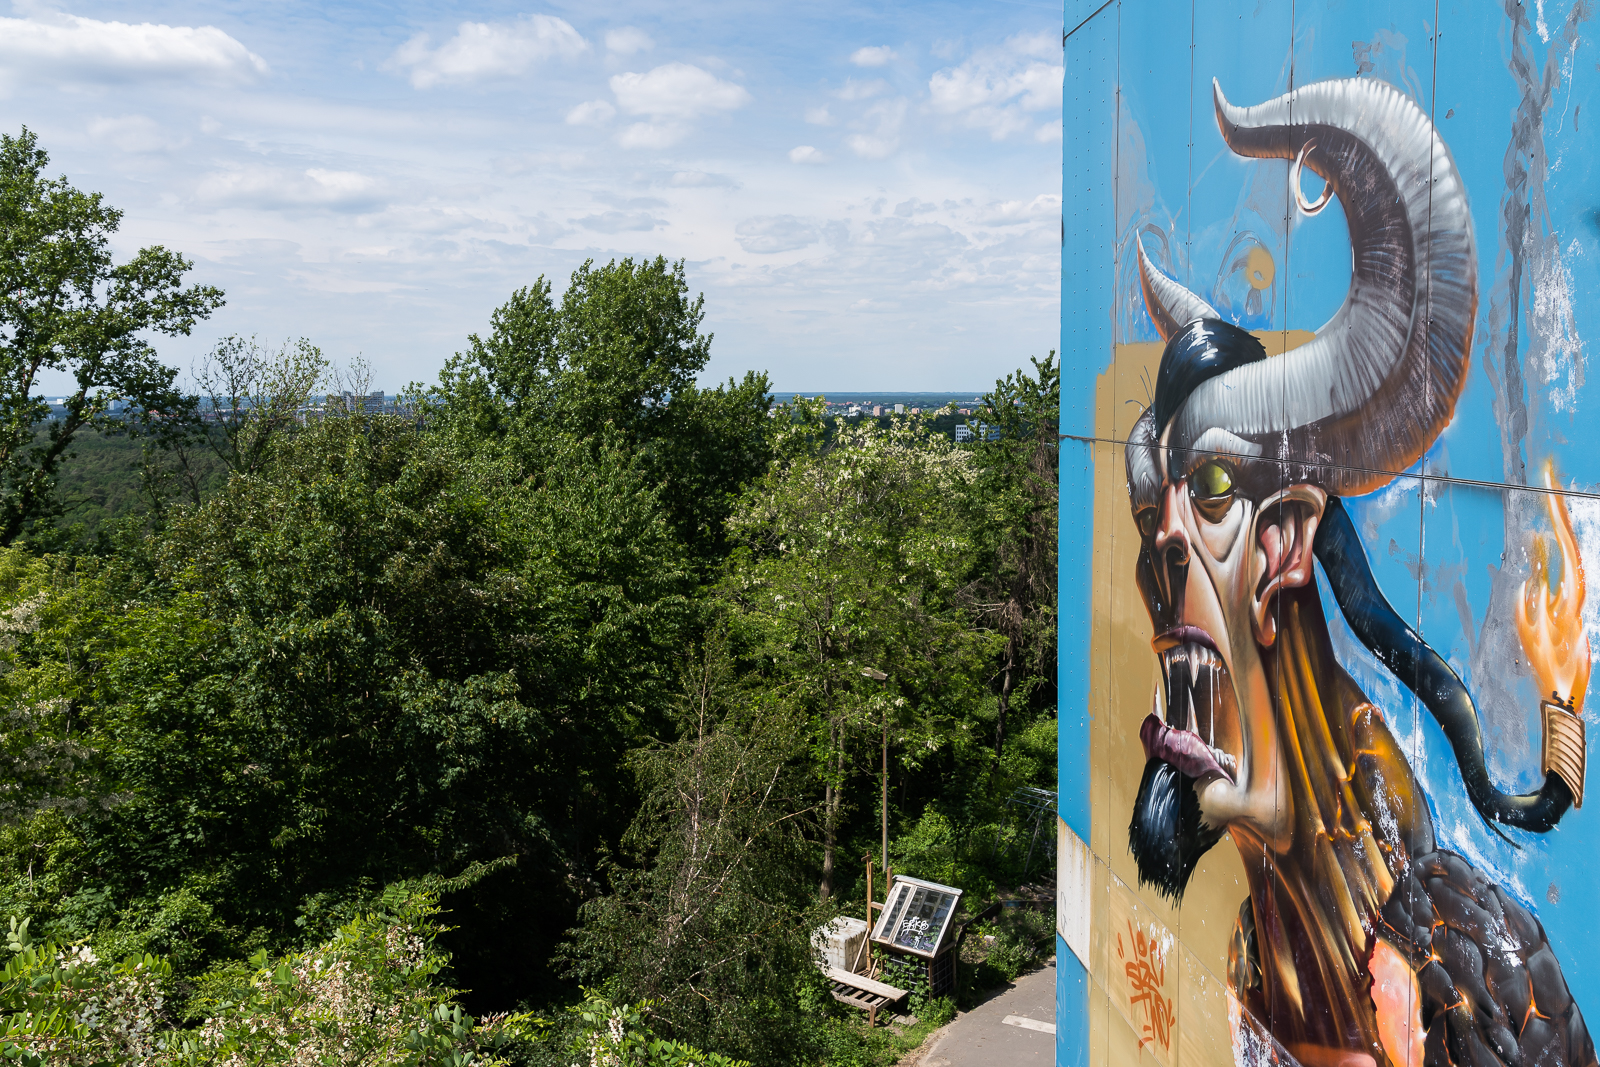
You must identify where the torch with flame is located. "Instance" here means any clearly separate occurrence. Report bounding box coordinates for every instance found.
[1516,461,1590,807]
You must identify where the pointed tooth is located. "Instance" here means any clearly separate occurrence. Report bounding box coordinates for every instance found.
[1187,687,1198,734]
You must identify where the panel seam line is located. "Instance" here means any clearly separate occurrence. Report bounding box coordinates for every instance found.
[1065,0,1115,42]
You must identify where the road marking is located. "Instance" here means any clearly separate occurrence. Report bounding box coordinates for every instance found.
[1003,1015,1056,1035]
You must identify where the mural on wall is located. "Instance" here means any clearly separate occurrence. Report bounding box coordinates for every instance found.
[1125,77,1596,1067]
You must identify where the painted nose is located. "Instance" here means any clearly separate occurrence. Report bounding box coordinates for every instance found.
[1153,486,1190,606]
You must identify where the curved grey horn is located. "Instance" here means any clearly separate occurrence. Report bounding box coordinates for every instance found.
[1161,78,1477,495]
[1137,238,1219,342]
[1125,408,1162,514]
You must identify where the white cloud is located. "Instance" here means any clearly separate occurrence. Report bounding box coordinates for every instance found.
[928,32,1062,141]
[850,46,896,67]
[617,121,686,149]
[566,99,615,125]
[610,62,750,119]
[0,12,266,84]
[193,165,384,212]
[835,78,887,101]
[605,27,654,55]
[87,114,186,153]
[736,215,820,254]
[846,98,906,159]
[668,170,738,188]
[492,150,587,175]
[789,145,827,164]
[1008,30,1063,60]
[976,193,1060,226]
[575,210,664,233]
[804,106,833,125]
[387,15,587,89]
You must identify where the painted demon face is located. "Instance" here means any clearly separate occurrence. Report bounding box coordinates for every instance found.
[1128,442,1320,899]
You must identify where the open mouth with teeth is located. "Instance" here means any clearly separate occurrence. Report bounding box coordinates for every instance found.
[1141,633,1241,785]
[1128,629,1241,900]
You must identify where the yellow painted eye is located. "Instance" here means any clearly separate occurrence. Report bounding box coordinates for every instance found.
[1192,461,1234,499]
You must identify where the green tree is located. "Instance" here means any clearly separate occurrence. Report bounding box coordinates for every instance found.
[430,257,774,563]
[567,631,819,1063]
[191,335,328,477]
[0,128,223,544]
[961,352,1060,761]
[724,407,997,899]
[134,335,328,522]
[0,409,692,1006]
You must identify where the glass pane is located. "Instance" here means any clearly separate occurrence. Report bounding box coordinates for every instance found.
[874,882,911,942]
[889,887,956,954]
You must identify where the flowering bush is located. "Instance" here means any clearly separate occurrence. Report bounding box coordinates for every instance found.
[165,891,534,1066]
[571,993,750,1067]
[0,891,540,1066]
[0,916,170,1066]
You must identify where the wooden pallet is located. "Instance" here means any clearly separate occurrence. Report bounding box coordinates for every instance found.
[824,966,907,1027]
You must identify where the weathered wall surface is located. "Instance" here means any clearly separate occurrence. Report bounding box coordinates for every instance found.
[1058,2,1600,1065]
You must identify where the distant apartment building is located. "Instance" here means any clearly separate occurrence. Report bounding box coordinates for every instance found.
[873,405,883,416]
[894,403,905,414]
[955,422,998,443]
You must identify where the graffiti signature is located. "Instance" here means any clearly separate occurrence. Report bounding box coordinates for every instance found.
[1116,919,1174,1054]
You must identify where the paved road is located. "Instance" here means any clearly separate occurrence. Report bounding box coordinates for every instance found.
[913,957,1056,1066]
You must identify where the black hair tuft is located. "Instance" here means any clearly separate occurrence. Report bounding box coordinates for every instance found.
[1151,319,1268,433]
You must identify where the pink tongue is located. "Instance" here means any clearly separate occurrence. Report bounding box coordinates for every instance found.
[1140,713,1232,782]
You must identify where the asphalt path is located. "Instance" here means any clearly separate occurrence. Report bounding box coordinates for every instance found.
[910,957,1056,1066]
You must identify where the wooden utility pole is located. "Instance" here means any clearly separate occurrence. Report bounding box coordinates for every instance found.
[862,667,890,880]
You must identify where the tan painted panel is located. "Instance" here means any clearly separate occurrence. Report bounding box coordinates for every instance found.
[1179,943,1236,1067]
[1107,872,1178,1067]
[1087,342,1251,1065]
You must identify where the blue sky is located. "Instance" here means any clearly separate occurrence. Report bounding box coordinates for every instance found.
[0,0,1064,394]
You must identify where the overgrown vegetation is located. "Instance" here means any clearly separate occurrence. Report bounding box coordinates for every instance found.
[0,133,1059,1065]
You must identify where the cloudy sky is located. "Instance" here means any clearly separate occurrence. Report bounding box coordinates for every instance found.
[0,0,1063,393]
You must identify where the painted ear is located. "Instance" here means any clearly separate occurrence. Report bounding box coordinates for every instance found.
[1251,485,1328,646]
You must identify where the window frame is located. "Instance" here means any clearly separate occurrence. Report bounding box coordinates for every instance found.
[868,875,964,959]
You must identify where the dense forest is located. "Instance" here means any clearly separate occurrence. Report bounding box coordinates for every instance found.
[0,128,1059,1066]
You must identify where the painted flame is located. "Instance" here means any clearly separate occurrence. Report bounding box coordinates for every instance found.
[1516,461,1591,715]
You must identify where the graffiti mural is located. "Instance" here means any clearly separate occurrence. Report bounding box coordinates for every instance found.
[1127,77,1592,1066]
[1057,4,1600,1066]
